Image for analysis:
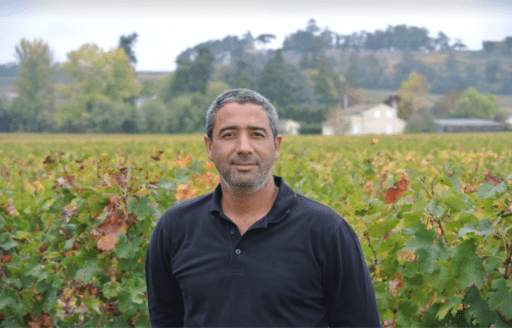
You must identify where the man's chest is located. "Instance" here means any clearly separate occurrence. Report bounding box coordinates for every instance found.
[170,222,325,305]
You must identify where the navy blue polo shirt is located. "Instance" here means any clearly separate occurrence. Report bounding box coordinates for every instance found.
[145,176,381,327]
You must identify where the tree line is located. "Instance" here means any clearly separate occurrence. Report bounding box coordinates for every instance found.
[0,36,142,133]
[283,20,467,52]
[175,20,512,96]
[0,34,343,133]
[1,21,511,134]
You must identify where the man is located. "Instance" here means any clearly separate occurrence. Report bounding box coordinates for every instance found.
[145,89,381,327]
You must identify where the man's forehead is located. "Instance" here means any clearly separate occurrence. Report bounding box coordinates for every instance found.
[216,102,268,122]
[218,101,263,111]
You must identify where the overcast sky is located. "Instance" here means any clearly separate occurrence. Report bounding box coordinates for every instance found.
[1,0,511,71]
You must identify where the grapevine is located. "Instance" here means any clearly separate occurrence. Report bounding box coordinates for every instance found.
[0,133,511,327]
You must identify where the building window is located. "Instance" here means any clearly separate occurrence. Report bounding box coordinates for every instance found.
[386,110,393,118]
[374,110,381,118]
[386,124,393,134]
[324,127,333,135]
[353,125,359,134]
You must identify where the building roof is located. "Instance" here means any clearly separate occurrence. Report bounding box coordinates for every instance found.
[343,103,378,116]
[278,119,301,128]
[433,119,504,127]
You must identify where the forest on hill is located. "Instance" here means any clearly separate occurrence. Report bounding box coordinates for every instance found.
[173,19,512,96]
[1,20,511,134]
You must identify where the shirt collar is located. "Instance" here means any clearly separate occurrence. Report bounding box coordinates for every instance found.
[210,175,297,224]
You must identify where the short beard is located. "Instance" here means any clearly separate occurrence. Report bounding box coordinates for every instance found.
[219,168,273,196]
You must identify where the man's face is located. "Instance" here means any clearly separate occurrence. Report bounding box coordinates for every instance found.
[204,102,282,193]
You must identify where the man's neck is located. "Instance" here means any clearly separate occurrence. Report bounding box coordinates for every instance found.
[220,176,279,234]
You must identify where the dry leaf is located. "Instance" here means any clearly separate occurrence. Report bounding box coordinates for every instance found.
[485,173,504,186]
[42,156,54,165]
[96,221,127,252]
[150,148,164,161]
[370,138,379,145]
[97,233,120,252]
[40,314,52,327]
[176,183,190,200]
[385,177,409,204]
[178,155,193,168]
[464,184,477,193]
[1,254,12,263]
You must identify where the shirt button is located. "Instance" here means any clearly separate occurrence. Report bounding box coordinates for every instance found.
[235,249,241,254]
[231,229,236,235]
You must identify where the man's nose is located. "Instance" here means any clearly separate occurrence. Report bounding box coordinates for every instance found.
[236,133,253,153]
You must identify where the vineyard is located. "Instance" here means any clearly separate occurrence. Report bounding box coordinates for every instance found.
[0,132,511,327]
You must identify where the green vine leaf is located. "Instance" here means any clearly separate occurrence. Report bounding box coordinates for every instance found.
[488,278,512,321]
[478,181,507,199]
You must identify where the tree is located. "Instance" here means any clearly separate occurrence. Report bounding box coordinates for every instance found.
[364,25,432,52]
[255,34,276,49]
[359,54,384,89]
[405,113,437,133]
[234,71,255,89]
[340,31,367,51]
[0,103,23,132]
[397,71,431,120]
[166,92,211,133]
[61,44,140,102]
[500,71,512,95]
[505,36,512,52]
[307,60,342,106]
[87,98,141,133]
[256,50,295,108]
[187,46,215,94]
[12,38,56,131]
[392,52,438,90]
[345,52,361,88]
[430,91,464,118]
[451,87,499,120]
[452,39,467,51]
[434,32,451,51]
[483,41,497,53]
[141,99,172,133]
[464,64,482,91]
[176,35,253,65]
[118,32,138,64]
[0,62,19,77]
[484,60,501,84]
[164,46,214,100]
[306,19,321,35]
[283,30,314,51]
[441,53,466,92]
[57,43,141,131]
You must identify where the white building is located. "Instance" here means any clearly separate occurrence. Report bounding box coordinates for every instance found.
[322,103,406,135]
[278,119,301,135]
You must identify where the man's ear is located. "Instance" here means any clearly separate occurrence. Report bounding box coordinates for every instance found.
[274,134,282,160]
[204,135,213,161]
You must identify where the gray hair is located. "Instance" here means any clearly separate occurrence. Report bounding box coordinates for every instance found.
[206,88,279,140]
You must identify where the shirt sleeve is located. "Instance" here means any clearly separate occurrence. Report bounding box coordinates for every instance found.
[145,217,185,327]
[323,219,382,328]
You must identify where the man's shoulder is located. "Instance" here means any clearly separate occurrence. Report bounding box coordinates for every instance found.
[159,191,214,225]
[292,193,345,227]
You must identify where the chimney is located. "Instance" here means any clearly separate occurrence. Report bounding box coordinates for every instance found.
[343,94,348,110]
